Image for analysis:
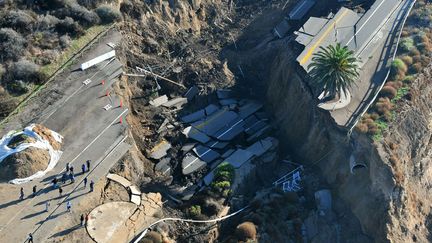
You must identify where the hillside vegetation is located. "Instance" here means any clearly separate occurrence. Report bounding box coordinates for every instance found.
[0,0,121,120]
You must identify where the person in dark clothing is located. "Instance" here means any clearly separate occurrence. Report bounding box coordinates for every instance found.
[59,187,63,197]
[69,172,75,183]
[61,173,67,184]
[83,177,88,188]
[86,160,91,172]
[70,166,74,174]
[81,164,86,174]
[28,233,33,243]
[66,162,70,172]
[32,185,37,197]
[80,214,85,226]
[20,187,24,200]
[89,180,94,192]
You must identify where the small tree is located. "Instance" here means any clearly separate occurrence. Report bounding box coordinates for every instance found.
[308,43,359,100]
[96,5,122,24]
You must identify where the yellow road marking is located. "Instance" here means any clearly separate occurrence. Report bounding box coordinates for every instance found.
[300,8,350,65]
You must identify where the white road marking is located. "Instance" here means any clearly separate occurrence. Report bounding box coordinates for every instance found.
[346,0,387,46]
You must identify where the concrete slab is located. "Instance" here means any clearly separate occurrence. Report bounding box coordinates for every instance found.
[247,125,271,143]
[162,97,188,109]
[155,157,171,175]
[219,99,237,106]
[131,194,141,205]
[107,173,132,188]
[149,140,171,159]
[129,185,141,195]
[192,109,238,137]
[204,104,219,116]
[238,101,263,119]
[149,95,168,107]
[246,137,276,157]
[203,170,215,186]
[181,109,206,123]
[214,117,245,141]
[295,17,329,46]
[185,86,199,101]
[181,143,197,152]
[192,145,221,163]
[216,89,233,99]
[225,149,255,168]
[221,149,235,158]
[182,153,207,175]
[182,126,211,144]
[206,140,229,149]
[87,201,137,243]
[289,0,316,20]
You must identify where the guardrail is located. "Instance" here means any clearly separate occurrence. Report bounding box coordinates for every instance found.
[347,0,417,136]
[0,23,116,128]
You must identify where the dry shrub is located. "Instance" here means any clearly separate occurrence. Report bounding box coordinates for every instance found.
[409,48,421,57]
[0,28,26,61]
[355,123,368,133]
[370,112,380,120]
[141,231,162,243]
[374,97,393,115]
[400,55,413,65]
[410,62,423,73]
[389,155,404,185]
[380,85,397,99]
[400,30,409,37]
[235,222,257,241]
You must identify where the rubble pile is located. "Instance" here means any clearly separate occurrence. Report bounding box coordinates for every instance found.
[146,88,279,200]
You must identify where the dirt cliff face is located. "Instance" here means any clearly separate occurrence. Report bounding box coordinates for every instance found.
[381,65,432,243]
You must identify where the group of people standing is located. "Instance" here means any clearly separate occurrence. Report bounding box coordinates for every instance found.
[20,160,97,243]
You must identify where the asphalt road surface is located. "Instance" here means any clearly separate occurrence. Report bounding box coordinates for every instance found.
[0,30,130,242]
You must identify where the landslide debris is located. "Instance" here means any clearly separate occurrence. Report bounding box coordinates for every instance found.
[0,147,50,181]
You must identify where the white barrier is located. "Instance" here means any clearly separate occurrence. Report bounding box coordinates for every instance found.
[80,50,116,70]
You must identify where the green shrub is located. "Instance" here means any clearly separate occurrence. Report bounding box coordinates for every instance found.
[390,58,407,80]
[400,37,415,52]
[7,80,29,94]
[402,75,415,83]
[214,162,235,182]
[188,205,201,218]
[96,5,122,24]
[235,222,257,241]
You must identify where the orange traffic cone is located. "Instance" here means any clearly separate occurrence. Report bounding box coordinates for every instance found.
[106,90,110,97]
[101,80,105,85]
[119,100,123,108]
[119,117,123,124]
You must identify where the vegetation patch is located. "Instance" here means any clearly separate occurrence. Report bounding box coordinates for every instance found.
[210,162,235,197]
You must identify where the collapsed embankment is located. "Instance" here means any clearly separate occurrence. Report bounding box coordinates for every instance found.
[223,18,400,241]
[232,20,432,242]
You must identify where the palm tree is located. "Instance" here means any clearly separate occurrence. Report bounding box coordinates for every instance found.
[308,43,359,100]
